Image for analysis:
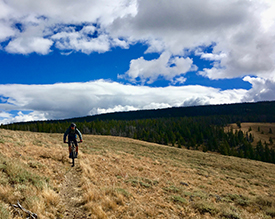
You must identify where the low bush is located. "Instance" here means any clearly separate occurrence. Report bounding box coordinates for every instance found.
[192,201,218,215]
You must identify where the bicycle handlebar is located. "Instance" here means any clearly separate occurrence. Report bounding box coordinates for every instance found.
[64,141,83,143]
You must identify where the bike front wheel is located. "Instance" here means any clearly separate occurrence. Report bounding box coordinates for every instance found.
[71,142,76,167]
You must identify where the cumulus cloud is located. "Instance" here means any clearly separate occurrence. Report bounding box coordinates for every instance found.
[242,76,275,102]
[0,22,17,42]
[122,52,197,83]
[0,111,47,125]
[0,80,248,124]
[6,37,53,55]
[111,0,275,81]
[1,0,137,54]
[111,0,253,52]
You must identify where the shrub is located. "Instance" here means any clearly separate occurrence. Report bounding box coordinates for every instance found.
[192,201,218,215]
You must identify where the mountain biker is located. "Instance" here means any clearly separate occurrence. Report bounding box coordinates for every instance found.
[63,123,83,158]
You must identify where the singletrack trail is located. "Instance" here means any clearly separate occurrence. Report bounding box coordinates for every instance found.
[59,164,88,219]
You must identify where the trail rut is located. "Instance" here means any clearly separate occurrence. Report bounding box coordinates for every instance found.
[59,164,88,219]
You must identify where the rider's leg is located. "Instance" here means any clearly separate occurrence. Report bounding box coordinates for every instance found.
[68,141,72,158]
[75,140,78,158]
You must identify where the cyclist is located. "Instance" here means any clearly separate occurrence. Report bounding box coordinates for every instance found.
[63,123,83,158]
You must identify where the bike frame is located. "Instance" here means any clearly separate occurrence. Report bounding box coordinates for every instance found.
[69,141,81,167]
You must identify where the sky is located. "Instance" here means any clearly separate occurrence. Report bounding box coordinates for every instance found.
[0,0,275,124]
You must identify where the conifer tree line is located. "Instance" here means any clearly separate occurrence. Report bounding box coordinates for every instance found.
[1,115,275,164]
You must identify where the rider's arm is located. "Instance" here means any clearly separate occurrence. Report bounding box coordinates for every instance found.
[76,128,83,141]
[63,129,69,142]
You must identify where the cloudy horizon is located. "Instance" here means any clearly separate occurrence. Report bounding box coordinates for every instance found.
[1,0,275,124]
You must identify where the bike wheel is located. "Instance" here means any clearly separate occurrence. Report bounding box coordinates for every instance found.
[71,142,76,167]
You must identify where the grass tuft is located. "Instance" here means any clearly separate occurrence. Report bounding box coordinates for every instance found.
[255,196,273,208]
[192,201,218,215]
[163,185,181,193]
[171,195,187,204]
[115,188,131,198]
[0,203,9,219]
[266,207,275,217]
[0,156,44,189]
[223,193,250,206]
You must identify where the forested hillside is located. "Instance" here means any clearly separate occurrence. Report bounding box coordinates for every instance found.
[2,101,275,164]
[72,101,275,122]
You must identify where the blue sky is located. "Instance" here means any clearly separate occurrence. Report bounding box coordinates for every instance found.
[0,44,251,89]
[0,0,275,124]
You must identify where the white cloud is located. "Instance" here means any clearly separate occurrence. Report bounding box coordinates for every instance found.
[195,49,227,61]
[111,0,275,80]
[51,25,129,54]
[171,77,187,85]
[0,0,274,81]
[0,111,47,125]
[111,0,253,51]
[123,52,197,83]
[0,111,12,119]
[6,37,53,55]
[0,0,137,55]
[0,22,17,42]
[2,0,137,25]
[242,76,275,102]
[0,80,248,124]
[53,31,111,54]
[92,105,138,115]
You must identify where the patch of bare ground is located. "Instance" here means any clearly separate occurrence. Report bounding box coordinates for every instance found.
[1,129,275,218]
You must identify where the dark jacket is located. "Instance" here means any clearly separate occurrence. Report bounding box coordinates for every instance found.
[63,127,82,142]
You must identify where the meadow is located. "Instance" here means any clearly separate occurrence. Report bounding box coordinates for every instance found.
[0,128,275,218]
[228,122,275,149]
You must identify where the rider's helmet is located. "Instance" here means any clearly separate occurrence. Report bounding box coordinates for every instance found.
[70,123,76,129]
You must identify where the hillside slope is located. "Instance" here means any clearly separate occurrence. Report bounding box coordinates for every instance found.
[0,129,275,219]
[228,122,275,149]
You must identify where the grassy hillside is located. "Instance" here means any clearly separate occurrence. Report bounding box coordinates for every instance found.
[0,129,275,219]
[227,123,275,149]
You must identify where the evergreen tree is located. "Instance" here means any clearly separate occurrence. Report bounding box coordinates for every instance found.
[269,137,273,145]
[264,142,271,162]
[256,140,264,161]
[236,121,241,128]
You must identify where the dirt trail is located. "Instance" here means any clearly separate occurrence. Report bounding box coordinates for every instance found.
[59,163,89,219]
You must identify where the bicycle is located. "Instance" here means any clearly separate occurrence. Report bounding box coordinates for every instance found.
[68,141,82,167]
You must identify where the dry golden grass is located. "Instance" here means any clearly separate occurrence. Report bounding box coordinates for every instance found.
[227,122,275,148]
[0,130,67,218]
[0,128,275,218]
